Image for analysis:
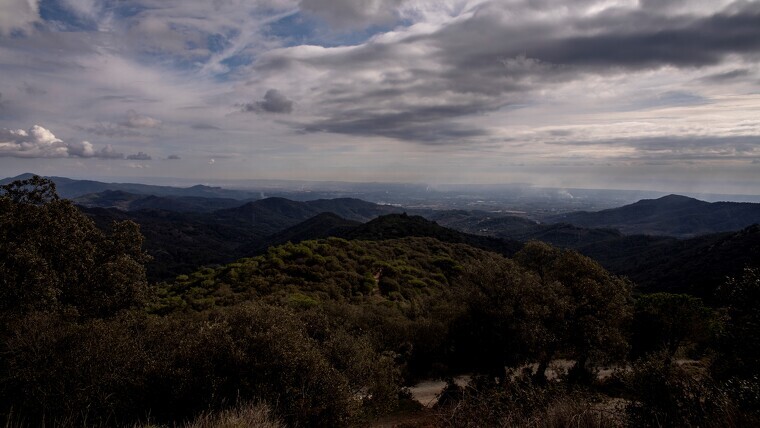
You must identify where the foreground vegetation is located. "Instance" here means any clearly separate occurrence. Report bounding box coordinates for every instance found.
[1,177,759,427]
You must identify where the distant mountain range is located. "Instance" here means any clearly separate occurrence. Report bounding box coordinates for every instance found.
[76,189,760,243]
[4,173,759,296]
[74,190,247,213]
[547,194,760,237]
[0,173,259,200]
[6,173,760,238]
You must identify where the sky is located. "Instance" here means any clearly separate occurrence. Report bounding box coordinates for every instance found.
[0,0,759,194]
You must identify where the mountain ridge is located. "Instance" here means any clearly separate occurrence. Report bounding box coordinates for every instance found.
[1,173,260,200]
[548,194,760,237]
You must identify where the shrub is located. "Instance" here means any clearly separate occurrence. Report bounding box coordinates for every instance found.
[623,353,738,427]
[435,372,621,428]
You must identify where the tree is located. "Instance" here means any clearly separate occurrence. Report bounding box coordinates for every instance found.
[456,256,566,378]
[516,242,633,382]
[631,293,715,361]
[0,175,149,318]
[715,267,760,379]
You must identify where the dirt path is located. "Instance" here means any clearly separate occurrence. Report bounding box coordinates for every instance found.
[407,376,470,408]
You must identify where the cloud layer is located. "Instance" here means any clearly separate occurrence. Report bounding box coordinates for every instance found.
[0,0,758,193]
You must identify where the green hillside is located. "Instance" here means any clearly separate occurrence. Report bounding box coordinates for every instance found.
[3,176,760,428]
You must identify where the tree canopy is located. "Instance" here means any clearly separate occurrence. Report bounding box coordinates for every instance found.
[0,175,149,318]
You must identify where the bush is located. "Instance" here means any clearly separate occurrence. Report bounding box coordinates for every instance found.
[435,372,620,428]
[623,353,738,427]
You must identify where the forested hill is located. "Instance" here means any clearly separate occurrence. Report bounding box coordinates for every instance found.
[247,212,524,260]
[238,212,361,255]
[73,190,246,212]
[213,196,401,226]
[81,197,402,281]
[548,194,760,237]
[82,191,760,296]
[344,213,523,257]
[579,224,760,300]
[4,176,760,427]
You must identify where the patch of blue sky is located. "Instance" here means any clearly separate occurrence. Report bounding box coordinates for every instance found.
[39,0,98,31]
[655,91,710,106]
[265,13,408,48]
[265,12,318,47]
[320,21,408,47]
[220,54,253,70]
[106,1,144,20]
[207,29,241,54]
[132,48,210,76]
[211,54,255,82]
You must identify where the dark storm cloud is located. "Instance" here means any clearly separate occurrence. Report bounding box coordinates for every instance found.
[241,89,294,114]
[426,3,760,77]
[531,10,760,69]
[301,103,492,144]
[303,117,488,144]
[261,2,760,143]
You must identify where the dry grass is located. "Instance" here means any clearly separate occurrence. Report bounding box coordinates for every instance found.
[177,402,284,428]
[437,397,625,428]
[4,402,284,428]
[530,397,627,428]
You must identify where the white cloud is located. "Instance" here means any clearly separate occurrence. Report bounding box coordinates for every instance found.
[300,0,404,28]
[67,140,95,157]
[0,125,68,158]
[0,0,40,36]
[122,110,162,128]
[0,125,125,158]
[60,0,100,20]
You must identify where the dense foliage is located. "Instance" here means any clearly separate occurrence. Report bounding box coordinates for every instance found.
[0,176,149,318]
[2,177,759,427]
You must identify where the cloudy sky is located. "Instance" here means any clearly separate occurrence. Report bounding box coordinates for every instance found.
[0,0,759,194]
